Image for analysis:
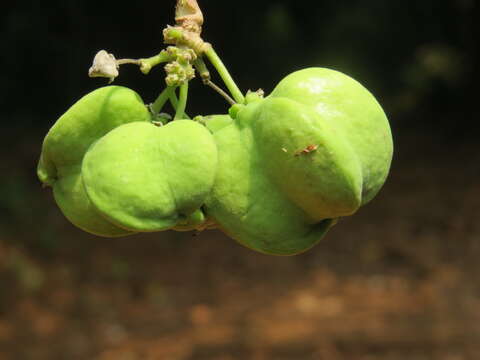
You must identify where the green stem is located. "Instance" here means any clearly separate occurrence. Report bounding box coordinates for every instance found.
[151,86,175,114]
[204,47,245,104]
[193,57,210,81]
[138,50,174,74]
[169,92,190,119]
[174,82,189,120]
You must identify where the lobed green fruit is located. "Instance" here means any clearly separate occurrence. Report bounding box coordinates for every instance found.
[203,113,335,255]
[251,97,362,221]
[82,120,218,232]
[37,67,392,257]
[203,68,393,255]
[267,68,393,207]
[37,86,151,237]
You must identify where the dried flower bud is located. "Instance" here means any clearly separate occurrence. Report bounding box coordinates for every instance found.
[165,60,195,86]
[88,50,119,83]
[167,46,196,64]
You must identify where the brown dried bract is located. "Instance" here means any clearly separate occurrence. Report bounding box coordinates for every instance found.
[175,0,204,34]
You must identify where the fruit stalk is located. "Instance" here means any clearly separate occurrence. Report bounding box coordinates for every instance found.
[174,82,189,120]
[150,86,175,114]
[203,47,245,104]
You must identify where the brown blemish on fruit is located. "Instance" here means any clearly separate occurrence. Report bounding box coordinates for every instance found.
[294,144,318,157]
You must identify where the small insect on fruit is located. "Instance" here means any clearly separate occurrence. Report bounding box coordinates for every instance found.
[294,144,318,156]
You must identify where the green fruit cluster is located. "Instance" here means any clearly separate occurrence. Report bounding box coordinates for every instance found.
[38,68,393,255]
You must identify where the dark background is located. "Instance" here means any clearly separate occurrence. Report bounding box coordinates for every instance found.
[1,1,480,359]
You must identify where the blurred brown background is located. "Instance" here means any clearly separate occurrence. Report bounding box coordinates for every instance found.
[1,0,480,359]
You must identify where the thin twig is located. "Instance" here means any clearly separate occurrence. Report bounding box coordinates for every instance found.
[205,79,236,105]
[116,59,141,65]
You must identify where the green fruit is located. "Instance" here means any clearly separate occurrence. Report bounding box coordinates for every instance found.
[82,120,218,232]
[250,97,363,221]
[37,66,392,257]
[268,67,393,206]
[197,114,233,133]
[204,68,392,255]
[248,68,392,221]
[37,86,151,236]
[204,113,335,256]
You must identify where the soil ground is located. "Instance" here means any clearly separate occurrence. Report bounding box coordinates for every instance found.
[1,133,479,360]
